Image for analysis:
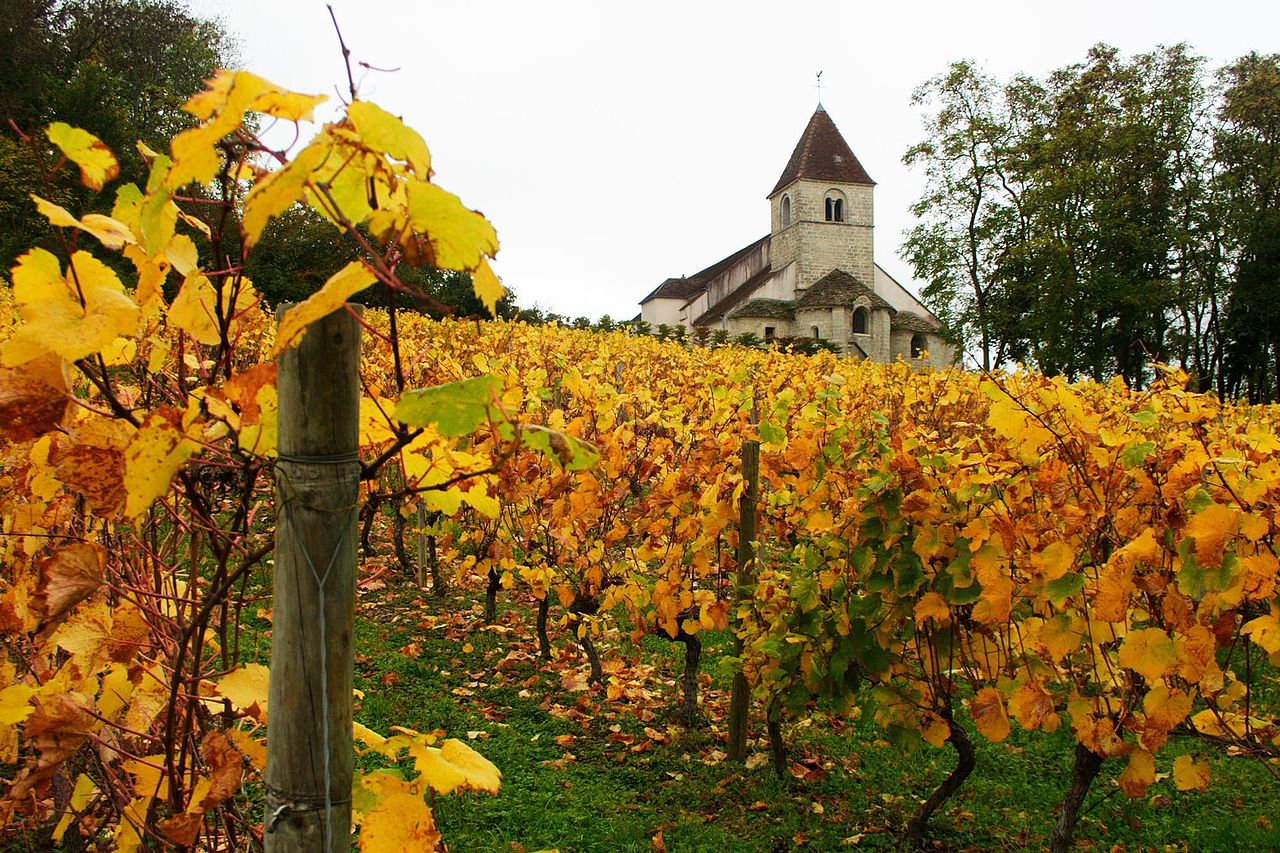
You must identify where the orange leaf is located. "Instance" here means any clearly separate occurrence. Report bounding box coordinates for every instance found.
[1118,749,1155,798]
[1183,503,1240,568]
[970,688,1010,743]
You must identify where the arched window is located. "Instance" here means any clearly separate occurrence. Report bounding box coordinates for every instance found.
[824,190,845,222]
[852,307,869,335]
[811,325,821,340]
[780,194,792,227]
[910,334,927,358]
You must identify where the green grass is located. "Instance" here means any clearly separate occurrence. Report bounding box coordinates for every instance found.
[344,583,1280,853]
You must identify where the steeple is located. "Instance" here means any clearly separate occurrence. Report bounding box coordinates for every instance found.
[769,107,874,197]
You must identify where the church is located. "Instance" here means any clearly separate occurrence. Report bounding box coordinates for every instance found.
[639,105,953,368]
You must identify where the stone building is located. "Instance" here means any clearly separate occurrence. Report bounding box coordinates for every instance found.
[639,105,953,367]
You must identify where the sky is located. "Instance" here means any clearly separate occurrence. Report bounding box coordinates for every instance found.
[188,0,1280,321]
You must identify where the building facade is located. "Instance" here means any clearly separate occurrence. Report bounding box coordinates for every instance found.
[640,106,953,368]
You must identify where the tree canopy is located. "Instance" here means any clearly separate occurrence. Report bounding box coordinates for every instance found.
[906,45,1280,401]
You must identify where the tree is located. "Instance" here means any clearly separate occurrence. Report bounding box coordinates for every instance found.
[1215,53,1280,402]
[0,0,231,268]
[903,60,1028,371]
[905,45,1212,388]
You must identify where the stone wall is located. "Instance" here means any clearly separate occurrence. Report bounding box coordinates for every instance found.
[770,178,874,293]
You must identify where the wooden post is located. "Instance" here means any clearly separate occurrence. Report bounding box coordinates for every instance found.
[265,306,361,853]
[727,437,760,762]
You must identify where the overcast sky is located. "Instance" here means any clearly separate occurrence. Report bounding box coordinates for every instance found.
[190,0,1279,320]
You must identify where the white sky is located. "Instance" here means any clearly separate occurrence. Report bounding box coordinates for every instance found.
[190,0,1279,320]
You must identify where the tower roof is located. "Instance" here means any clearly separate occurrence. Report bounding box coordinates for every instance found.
[769,107,874,196]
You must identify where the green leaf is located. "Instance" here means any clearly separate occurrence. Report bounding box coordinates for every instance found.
[1121,441,1155,468]
[758,420,785,445]
[1043,571,1085,605]
[520,424,599,471]
[393,375,502,436]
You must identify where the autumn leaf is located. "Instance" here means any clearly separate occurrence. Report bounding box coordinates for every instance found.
[394,375,501,436]
[198,730,244,809]
[215,663,269,722]
[354,772,441,852]
[2,249,140,367]
[242,143,326,247]
[35,542,106,623]
[53,416,132,514]
[31,194,135,250]
[470,258,506,317]
[1031,540,1074,582]
[1118,749,1156,798]
[347,100,432,175]
[1172,754,1210,791]
[1182,502,1240,568]
[123,407,201,518]
[0,354,70,442]
[1118,627,1178,684]
[969,688,1010,743]
[913,591,951,626]
[169,274,223,345]
[271,260,375,355]
[1008,681,1056,731]
[403,181,499,272]
[47,123,119,190]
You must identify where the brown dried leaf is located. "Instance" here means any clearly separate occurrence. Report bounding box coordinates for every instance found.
[36,543,105,623]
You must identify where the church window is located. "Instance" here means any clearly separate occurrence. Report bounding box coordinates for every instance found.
[780,194,791,227]
[811,325,821,339]
[824,190,845,222]
[852,307,868,335]
[910,334,927,358]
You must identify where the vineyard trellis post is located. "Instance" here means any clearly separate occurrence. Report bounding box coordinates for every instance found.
[265,306,362,853]
[728,437,761,762]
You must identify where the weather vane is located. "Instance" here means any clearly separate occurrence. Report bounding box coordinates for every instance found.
[815,70,824,105]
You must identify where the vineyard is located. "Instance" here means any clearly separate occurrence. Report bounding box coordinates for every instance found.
[2,71,1280,852]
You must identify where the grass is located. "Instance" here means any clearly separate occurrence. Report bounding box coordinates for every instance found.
[339,580,1280,853]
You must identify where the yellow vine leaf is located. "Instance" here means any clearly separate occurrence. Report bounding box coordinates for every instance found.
[969,688,1010,743]
[169,274,223,345]
[250,89,327,122]
[1118,627,1178,684]
[404,181,499,271]
[0,683,38,726]
[51,773,97,843]
[354,773,441,853]
[1143,685,1193,731]
[1242,612,1280,655]
[1008,681,1057,732]
[913,592,950,627]
[1031,540,1074,582]
[215,663,269,723]
[164,234,199,276]
[31,194,135,250]
[2,249,140,367]
[47,123,119,190]
[242,143,327,247]
[271,260,376,356]
[1183,502,1240,568]
[169,71,270,189]
[409,737,502,795]
[123,407,201,518]
[1118,749,1156,798]
[347,101,432,175]
[471,257,505,318]
[1172,754,1210,791]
